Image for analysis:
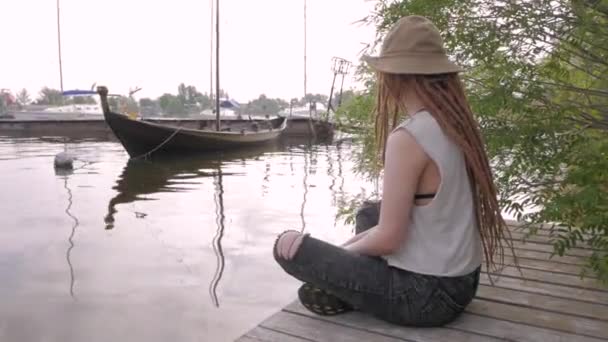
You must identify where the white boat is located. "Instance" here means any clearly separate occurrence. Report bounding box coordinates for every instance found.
[200,98,241,118]
[281,102,335,121]
[43,103,103,115]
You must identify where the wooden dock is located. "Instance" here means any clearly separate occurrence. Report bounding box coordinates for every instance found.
[237,223,608,342]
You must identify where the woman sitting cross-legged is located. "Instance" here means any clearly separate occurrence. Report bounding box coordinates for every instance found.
[273,15,510,327]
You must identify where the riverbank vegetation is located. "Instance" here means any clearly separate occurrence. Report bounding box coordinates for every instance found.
[5,84,344,118]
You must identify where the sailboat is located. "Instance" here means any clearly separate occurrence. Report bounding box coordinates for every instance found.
[96,86,285,159]
[94,0,286,159]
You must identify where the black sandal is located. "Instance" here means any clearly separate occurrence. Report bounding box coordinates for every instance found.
[297,283,354,316]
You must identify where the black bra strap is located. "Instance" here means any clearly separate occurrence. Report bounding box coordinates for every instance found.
[414,193,436,200]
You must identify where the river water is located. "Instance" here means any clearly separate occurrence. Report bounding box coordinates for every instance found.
[0,135,375,342]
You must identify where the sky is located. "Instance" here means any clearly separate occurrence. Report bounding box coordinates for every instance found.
[0,0,377,102]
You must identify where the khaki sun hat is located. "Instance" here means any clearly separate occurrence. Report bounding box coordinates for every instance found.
[362,15,462,74]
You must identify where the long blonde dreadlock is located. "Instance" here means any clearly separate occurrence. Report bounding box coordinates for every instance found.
[374,72,515,275]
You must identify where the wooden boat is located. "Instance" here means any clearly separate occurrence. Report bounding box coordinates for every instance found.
[94,1,287,159]
[96,86,287,159]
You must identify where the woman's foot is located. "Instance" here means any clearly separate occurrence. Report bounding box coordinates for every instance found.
[297,283,354,316]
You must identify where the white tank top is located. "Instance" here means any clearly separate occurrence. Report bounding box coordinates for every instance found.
[382,111,482,276]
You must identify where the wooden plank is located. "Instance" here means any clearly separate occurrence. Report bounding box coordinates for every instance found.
[261,310,408,342]
[505,248,586,266]
[476,285,608,322]
[505,220,560,231]
[240,326,314,342]
[448,312,606,342]
[508,232,553,244]
[509,240,591,257]
[506,220,596,241]
[507,230,553,241]
[506,220,586,232]
[482,266,606,291]
[285,302,503,342]
[507,231,598,251]
[466,299,608,339]
[507,224,556,237]
[238,219,607,342]
[498,255,587,277]
[287,301,607,342]
[478,275,608,305]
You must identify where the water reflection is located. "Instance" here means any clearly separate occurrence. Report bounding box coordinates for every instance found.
[103,145,280,229]
[99,136,354,306]
[336,139,346,206]
[209,168,226,307]
[103,158,211,229]
[300,143,310,233]
[0,134,382,341]
[326,142,346,227]
[262,161,270,196]
[327,144,336,206]
[55,167,78,299]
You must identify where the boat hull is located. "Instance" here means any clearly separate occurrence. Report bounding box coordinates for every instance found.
[105,110,287,158]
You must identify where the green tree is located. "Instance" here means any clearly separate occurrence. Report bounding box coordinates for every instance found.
[175,84,217,112]
[245,94,283,115]
[345,0,608,282]
[276,98,289,111]
[107,96,138,114]
[70,96,96,105]
[158,93,186,116]
[185,85,199,105]
[16,89,31,107]
[139,98,160,116]
[300,93,328,106]
[336,89,380,178]
[332,89,355,109]
[35,87,63,105]
[139,98,156,107]
[195,92,212,110]
[177,83,188,104]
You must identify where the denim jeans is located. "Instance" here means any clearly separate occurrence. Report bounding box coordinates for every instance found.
[274,200,480,327]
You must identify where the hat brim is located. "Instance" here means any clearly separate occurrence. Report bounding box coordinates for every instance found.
[362,54,463,74]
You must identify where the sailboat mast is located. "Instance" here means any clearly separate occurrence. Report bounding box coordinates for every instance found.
[303,0,307,98]
[210,0,214,104]
[215,0,220,131]
[56,0,64,92]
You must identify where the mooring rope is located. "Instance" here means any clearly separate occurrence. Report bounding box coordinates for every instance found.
[132,126,183,160]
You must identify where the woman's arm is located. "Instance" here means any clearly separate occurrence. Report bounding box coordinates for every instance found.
[345,129,428,256]
[340,225,378,247]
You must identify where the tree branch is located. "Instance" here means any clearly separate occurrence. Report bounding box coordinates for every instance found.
[515,174,562,190]
[579,112,608,130]
[536,81,608,97]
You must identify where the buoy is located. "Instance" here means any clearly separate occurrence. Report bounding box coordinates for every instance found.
[54,151,74,170]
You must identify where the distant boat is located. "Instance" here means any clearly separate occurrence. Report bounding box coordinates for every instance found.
[95,86,287,159]
[282,102,329,119]
[43,104,102,115]
[200,98,241,118]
